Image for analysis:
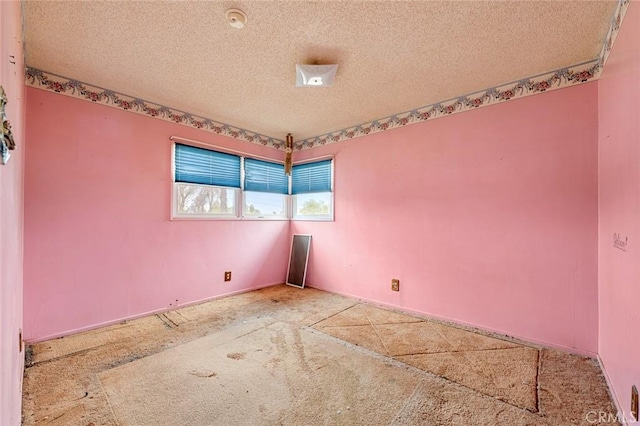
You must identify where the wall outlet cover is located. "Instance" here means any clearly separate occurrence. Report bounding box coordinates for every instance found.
[391,279,400,291]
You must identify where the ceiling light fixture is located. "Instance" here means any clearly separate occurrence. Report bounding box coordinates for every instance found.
[225,8,247,29]
[296,64,338,87]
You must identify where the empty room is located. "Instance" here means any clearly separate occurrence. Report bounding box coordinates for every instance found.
[1,0,638,425]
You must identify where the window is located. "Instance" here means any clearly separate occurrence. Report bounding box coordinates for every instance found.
[173,143,289,220]
[173,144,241,218]
[292,159,333,221]
[243,158,288,219]
[172,142,333,221]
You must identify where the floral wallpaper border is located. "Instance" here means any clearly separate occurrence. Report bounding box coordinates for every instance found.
[294,0,630,150]
[295,60,601,150]
[25,0,629,152]
[25,68,285,150]
[598,0,630,71]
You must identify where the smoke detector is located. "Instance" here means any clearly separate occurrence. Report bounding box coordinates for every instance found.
[225,9,247,29]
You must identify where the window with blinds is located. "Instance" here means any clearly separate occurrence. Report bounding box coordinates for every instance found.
[172,142,333,221]
[243,158,288,218]
[291,159,334,221]
[173,144,240,217]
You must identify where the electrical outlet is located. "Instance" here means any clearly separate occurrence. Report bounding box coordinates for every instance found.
[391,279,400,291]
[632,385,638,421]
[224,271,232,282]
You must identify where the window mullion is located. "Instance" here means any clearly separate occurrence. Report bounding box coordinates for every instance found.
[240,157,245,219]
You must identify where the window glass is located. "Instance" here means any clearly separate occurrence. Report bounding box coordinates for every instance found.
[175,183,237,217]
[291,159,333,221]
[244,191,287,218]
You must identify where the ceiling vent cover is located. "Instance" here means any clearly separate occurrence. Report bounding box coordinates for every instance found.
[296,64,338,87]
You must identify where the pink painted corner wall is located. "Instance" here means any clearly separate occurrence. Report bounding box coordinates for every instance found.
[598,1,640,421]
[24,88,289,341]
[293,82,599,354]
[0,1,26,425]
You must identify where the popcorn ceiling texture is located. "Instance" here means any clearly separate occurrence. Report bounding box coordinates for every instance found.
[24,1,617,143]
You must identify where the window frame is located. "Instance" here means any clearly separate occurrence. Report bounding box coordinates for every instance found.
[170,139,334,222]
[171,141,290,221]
[242,157,290,220]
[291,157,334,222]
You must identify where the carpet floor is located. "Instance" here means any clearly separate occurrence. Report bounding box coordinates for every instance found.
[22,285,618,425]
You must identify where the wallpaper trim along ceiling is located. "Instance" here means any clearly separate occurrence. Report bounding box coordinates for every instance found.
[25,0,629,151]
[25,68,285,150]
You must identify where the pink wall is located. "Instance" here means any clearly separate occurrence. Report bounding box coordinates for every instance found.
[24,88,290,341]
[293,83,600,355]
[0,1,25,424]
[598,1,640,421]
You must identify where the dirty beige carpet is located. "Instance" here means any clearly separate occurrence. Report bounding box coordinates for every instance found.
[98,319,542,425]
[23,285,618,425]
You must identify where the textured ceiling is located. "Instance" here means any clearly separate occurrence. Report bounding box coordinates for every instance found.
[24,1,616,142]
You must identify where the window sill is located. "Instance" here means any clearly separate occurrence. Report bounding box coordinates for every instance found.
[171,215,289,221]
[291,217,334,222]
